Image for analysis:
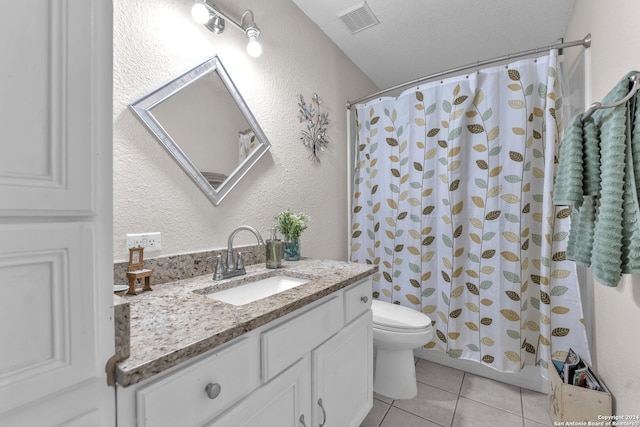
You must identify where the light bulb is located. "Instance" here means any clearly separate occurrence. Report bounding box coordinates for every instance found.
[247,38,262,57]
[191,3,211,24]
[245,27,262,57]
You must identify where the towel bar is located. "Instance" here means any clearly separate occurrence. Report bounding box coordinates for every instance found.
[582,72,640,122]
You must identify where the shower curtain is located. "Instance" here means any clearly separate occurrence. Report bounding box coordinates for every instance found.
[350,51,590,376]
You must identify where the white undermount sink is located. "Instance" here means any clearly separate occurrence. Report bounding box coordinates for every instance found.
[204,275,309,306]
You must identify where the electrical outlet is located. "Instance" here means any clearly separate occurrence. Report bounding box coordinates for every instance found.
[126,232,162,252]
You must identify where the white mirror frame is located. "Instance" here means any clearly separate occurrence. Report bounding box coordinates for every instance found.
[129,55,271,206]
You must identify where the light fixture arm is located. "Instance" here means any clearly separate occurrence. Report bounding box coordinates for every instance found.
[199,1,259,34]
[192,0,262,57]
[240,10,256,29]
[207,6,242,32]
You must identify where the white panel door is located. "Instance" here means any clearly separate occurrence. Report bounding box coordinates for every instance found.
[0,0,114,425]
[0,224,99,411]
[0,1,102,216]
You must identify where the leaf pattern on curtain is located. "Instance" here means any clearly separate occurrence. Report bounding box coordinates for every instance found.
[351,52,590,375]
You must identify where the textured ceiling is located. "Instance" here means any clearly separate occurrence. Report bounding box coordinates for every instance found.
[292,0,576,92]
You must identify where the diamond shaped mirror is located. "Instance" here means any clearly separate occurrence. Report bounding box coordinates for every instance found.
[129,55,271,205]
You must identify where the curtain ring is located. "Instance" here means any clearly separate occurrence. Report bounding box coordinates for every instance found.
[505,53,510,69]
[476,60,480,75]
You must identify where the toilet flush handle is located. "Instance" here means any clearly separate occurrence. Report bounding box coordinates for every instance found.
[360,296,368,303]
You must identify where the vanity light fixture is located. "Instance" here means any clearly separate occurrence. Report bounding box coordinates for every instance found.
[191,0,262,57]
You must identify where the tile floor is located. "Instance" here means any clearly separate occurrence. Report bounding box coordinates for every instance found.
[361,359,553,427]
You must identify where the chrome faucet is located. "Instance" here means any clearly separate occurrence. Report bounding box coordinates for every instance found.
[213,225,264,280]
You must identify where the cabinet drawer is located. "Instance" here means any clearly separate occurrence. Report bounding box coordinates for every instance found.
[261,294,343,382]
[136,336,260,427]
[344,278,372,324]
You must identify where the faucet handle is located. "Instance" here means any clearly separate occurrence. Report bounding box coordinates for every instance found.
[235,251,245,270]
[213,255,223,280]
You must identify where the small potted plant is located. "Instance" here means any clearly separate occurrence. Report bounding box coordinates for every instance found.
[275,209,310,260]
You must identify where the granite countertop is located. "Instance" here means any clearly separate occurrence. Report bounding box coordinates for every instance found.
[115,258,377,387]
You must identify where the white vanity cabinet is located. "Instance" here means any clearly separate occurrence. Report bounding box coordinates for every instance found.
[116,277,373,427]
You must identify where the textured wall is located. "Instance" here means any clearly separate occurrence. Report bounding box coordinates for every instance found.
[565,0,640,415]
[113,0,377,262]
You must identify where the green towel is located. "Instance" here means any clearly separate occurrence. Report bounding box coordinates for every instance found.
[554,112,599,267]
[554,113,599,206]
[555,71,640,287]
[566,196,597,266]
[620,93,640,271]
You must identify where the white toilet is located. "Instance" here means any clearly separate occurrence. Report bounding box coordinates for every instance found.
[371,300,433,399]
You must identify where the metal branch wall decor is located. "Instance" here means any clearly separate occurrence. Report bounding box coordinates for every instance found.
[297,93,330,162]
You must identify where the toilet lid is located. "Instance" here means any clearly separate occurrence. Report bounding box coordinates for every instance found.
[371,300,432,331]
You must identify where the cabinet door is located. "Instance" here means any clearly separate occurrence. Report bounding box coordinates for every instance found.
[312,312,373,427]
[208,357,310,427]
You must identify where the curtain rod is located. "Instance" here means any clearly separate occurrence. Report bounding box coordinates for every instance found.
[347,33,591,109]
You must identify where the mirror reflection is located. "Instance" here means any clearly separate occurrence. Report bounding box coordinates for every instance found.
[130,55,271,205]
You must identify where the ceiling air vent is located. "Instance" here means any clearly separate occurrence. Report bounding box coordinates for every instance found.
[337,1,380,35]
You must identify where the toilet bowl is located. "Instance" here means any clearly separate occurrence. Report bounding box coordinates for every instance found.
[371,300,433,399]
